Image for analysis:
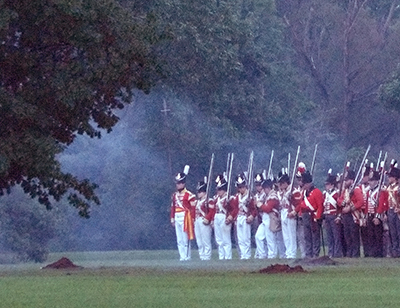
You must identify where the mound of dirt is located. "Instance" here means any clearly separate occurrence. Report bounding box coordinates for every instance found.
[259,264,306,274]
[42,257,82,269]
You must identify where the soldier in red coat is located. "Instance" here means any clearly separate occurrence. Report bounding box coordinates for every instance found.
[213,176,232,260]
[278,173,297,259]
[363,171,387,257]
[383,165,400,257]
[323,171,343,258]
[337,170,364,257]
[253,173,267,259]
[228,173,257,259]
[359,163,371,256]
[170,169,196,261]
[291,171,323,258]
[194,180,215,260]
[255,179,280,258]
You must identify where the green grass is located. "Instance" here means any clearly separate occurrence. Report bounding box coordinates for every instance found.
[1,251,400,307]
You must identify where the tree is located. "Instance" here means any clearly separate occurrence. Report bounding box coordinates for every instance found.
[380,66,400,112]
[0,0,158,216]
[142,0,310,142]
[0,187,61,262]
[277,0,400,148]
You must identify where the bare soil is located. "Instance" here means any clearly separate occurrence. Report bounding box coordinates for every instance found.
[42,257,82,269]
[259,263,306,274]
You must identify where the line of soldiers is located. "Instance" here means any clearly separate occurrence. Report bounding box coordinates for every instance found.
[170,160,400,261]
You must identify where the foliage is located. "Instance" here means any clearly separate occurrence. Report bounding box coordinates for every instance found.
[0,187,61,262]
[144,0,309,141]
[277,0,400,148]
[380,66,400,113]
[0,0,158,216]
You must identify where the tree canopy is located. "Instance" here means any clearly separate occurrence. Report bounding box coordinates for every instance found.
[0,0,158,216]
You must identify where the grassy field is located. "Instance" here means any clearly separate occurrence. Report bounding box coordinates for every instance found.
[1,250,400,308]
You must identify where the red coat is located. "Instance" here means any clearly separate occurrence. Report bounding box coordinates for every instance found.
[365,187,387,216]
[337,186,364,224]
[260,190,280,213]
[170,188,196,219]
[337,187,364,211]
[295,186,324,220]
[383,183,400,209]
[195,197,216,221]
[228,190,256,220]
[323,189,339,215]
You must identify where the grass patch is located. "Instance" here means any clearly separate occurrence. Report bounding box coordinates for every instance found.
[1,251,400,307]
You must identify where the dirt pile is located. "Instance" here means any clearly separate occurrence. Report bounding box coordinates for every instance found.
[259,264,306,274]
[42,257,82,269]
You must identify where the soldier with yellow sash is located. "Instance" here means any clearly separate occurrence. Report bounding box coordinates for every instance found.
[170,167,196,261]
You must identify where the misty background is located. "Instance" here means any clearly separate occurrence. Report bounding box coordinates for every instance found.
[2,0,400,260]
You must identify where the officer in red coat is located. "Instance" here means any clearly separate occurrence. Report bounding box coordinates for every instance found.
[170,168,196,261]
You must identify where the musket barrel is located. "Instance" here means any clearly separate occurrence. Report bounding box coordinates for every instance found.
[227,153,234,197]
[290,146,300,192]
[267,150,274,179]
[205,153,215,200]
[310,143,318,175]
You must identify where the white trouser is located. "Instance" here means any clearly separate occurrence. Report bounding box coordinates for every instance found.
[195,217,212,260]
[281,208,297,258]
[255,213,278,258]
[214,213,232,259]
[236,215,252,259]
[254,222,268,259]
[297,217,306,258]
[174,212,190,261]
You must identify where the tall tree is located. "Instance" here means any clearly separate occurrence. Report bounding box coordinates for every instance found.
[277,0,400,148]
[0,0,158,216]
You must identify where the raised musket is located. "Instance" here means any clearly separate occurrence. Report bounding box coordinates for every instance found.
[376,152,388,205]
[267,150,274,180]
[348,145,371,225]
[247,151,255,195]
[338,161,351,199]
[224,153,231,180]
[226,153,235,198]
[350,144,371,193]
[376,151,382,170]
[205,153,215,204]
[290,146,301,193]
[310,143,319,175]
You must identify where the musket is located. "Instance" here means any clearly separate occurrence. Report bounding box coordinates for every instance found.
[338,161,350,196]
[205,153,215,203]
[287,153,291,177]
[350,144,371,193]
[290,146,300,193]
[376,151,382,170]
[377,152,388,202]
[247,151,254,195]
[310,143,318,175]
[267,150,274,180]
[225,153,231,179]
[226,153,235,197]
